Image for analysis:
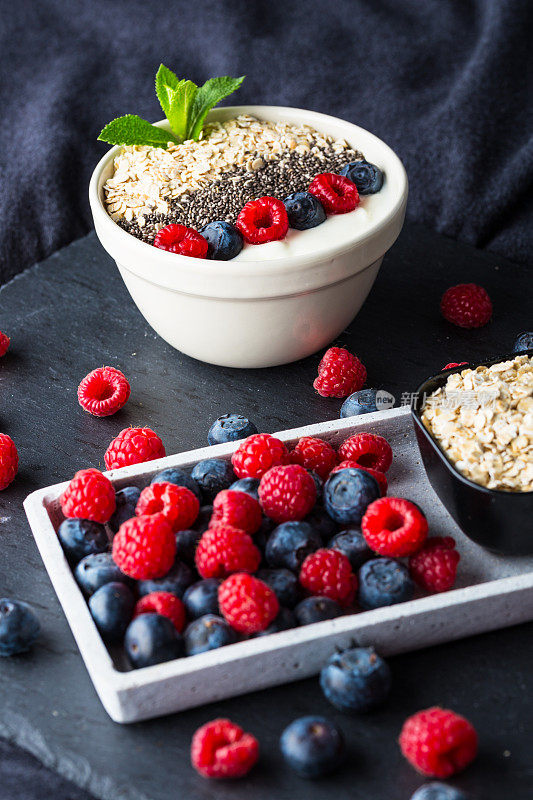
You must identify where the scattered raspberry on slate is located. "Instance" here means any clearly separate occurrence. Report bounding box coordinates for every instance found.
[134,591,186,632]
[332,461,388,495]
[136,482,199,532]
[309,172,359,213]
[441,362,468,371]
[112,513,176,580]
[77,366,131,417]
[300,548,357,606]
[313,347,367,398]
[409,536,460,593]
[0,433,18,491]
[210,489,262,535]
[195,524,261,580]
[154,224,208,258]
[440,283,492,328]
[0,331,10,357]
[60,468,116,524]
[259,464,317,522]
[362,497,428,557]
[399,707,478,778]
[219,573,279,634]
[191,718,259,779]
[236,196,289,244]
[231,433,287,479]
[288,436,338,480]
[338,432,393,472]
[104,427,166,470]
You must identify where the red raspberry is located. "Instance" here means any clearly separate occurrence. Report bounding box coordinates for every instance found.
[136,482,199,532]
[362,497,428,557]
[236,196,289,244]
[442,362,468,371]
[0,331,10,357]
[77,366,130,417]
[309,172,359,213]
[313,347,367,398]
[112,513,175,580]
[0,433,18,491]
[104,427,166,470]
[134,591,186,632]
[288,437,338,480]
[231,433,287,480]
[195,524,261,580]
[210,489,262,535]
[60,468,115,524]
[399,707,478,778]
[409,536,460,593]
[440,283,492,328]
[191,718,259,779]
[153,224,208,258]
[219,573,279,634]
[332,461,388,495]
[258,464,316,523]
[299,548,356,606]
[338,432,392,472]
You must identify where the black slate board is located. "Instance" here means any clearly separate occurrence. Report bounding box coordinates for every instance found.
[0,226,531,800]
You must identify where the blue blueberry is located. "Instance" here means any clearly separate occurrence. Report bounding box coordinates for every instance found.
[358,558,414,609]
[200,221,243,261]
[88,582,135,642]
[183,579,221,619]
[192,505,213,533]
[320,646,391,713]
[137,558,194,599]
[283,191,327,230]
[109,486,141,534]
[410,784,469,800]
[339,160,384,194]
[307,471,324,502]
[191,458,235,501]
[280,716,345,778]
[294,596,344,626]
[0,599,40,656]
[229,477,260,501]
[57,518,109,563]
[151,468,201,501]
[305,506,337,543]
[175,529,202,566]
[265,521,322,572]
[324,468,380,525]
[340,388,395,418]
[513,331,533,353]
[74,552,130,596]
[257,568,301,608]
[184,614,238,656]
[207,413,258,446]
[125,613,184,668]
[254,516,276,556]
[328,528,372,570]
[254,607,297,637]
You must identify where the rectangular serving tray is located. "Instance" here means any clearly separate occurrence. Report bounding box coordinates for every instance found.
[23,406,533,723]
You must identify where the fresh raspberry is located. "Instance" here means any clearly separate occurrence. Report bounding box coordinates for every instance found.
[104,427,166,470]
[191,718,259,779]
[112,513,175,579]
[288,437,338,480]
[258,464,317,523]
[440,283,492,328]
[332,461,388,495]
[60,468,115,524]
[153,224,208,258]
[309,172,359,213]
[313,347,367,398]
[136,482,199,532]
[299,548,356,606]
[442,362,468,371]
[231,433,287,480]
[77,366,130,417]
[236,196,289,244]
[0,434,18,491]
[210,489,262,535]
[399,707,478,778]
[362,497,428,557]
[409,536,460,593]
[219,573,279,633]
[0,331,10,357]
[134,591,186,632]
[338,432,392,472]
[195,524,261,580]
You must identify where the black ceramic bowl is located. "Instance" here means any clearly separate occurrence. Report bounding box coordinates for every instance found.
[411,350,533,555]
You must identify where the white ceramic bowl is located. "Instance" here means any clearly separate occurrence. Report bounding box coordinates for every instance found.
[89,106,408,368]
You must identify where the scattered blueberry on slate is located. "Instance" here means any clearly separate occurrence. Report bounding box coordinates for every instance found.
[175,529,202,566]
[304,505,337,542]
[257,568,301,608]
[229,477,260,501]
[254,607,298,636]
[108,486,141,534]
[137,558,194,599]
[513,331,533,352]
[339,160,384,194]
[340,388,395,418]
[57,518,109,563]
[75,552,130,596]
[320,646,391,713]
[125,613,185,668]
[358,558,414,609]
[184,614,238,656]
[266,521,322,572]
[183,579,221,619]
[192,505,214,533]
[294,596,344,626]
[200,221,244,261]
[191,458,235,501]
[0,599,40,656]
[283,191,327,230]
[410,784,469,800]
[207,413,258,446]
[324,468,380,525]
[280,716,345,778]
[328,528,372,570]
[151,467,201,501]
[88,582,135,642]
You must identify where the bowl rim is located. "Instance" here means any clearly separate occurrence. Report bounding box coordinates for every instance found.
[411,349,533,497]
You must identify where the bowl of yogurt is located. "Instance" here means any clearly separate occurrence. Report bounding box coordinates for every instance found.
[89,105,408,368]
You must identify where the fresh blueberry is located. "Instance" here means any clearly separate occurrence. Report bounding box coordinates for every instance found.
[184,614,238,656]
[108,486,141,534]
[192,505,213,533]
[254,607,297,636]
[88,582,135,642]
[191,458,235,502]
[294,596,344,626]
[57,518,109,563]
[254,516,276,557]
[320,646,391,713]
[74,552,130,596]
[324,468,380,526]
[283,191,327,230]
[0,599,40,656]
[339,160,384,194]
[200,221,243,261]
[208,413,258,446]
[257,568,301,608]
[125,613,184,668]
[137,558,194,599]
[340,388,395,418]
[307,471,324,502]
[175,529,202,566]
[513,331,533,353]
[410,784,469,800]
[280,716,345,778]
[358,558,414,609]
[266,521,322,572]
[229,477,260,501]
[305,506,336,543]
[328,528,372,570]
[151,468,201,501]
[183,579,221,619]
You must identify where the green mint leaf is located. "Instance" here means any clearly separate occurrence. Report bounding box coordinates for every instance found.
[98,115,180,148]
[155,64,197,142]
[188,75,245,140]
